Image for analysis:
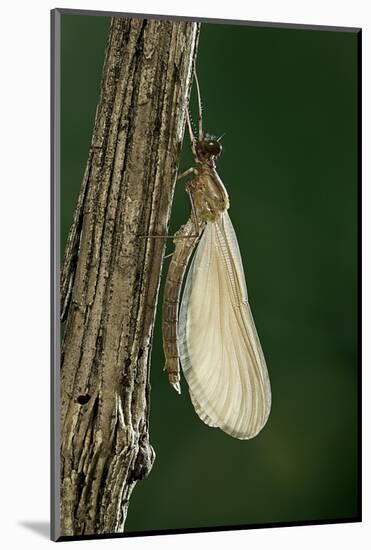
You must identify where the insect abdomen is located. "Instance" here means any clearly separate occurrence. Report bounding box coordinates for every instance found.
[162,218,204,393]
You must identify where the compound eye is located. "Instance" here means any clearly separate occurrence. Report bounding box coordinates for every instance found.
[206,140,222,156]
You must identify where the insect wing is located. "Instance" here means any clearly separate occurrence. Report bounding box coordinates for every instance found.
[178,211,271,439]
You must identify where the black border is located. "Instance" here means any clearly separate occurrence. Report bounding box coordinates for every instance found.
[54,7,359,32]
[58,517,359,543]
[51,7,362,542]
[51,7,61,543]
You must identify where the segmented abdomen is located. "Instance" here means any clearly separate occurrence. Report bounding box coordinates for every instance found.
[162,217,205,393]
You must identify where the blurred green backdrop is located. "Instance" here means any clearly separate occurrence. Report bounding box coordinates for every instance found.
[60,14,359,533]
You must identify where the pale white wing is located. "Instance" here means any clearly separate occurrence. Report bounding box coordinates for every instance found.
[178,211,271,439]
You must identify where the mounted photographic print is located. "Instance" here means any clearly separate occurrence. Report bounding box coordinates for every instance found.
[51,7,361,542]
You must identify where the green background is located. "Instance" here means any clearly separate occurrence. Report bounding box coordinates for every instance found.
[60,14,359,533]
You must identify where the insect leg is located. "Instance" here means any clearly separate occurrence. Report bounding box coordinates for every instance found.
[139,235,198,239]
[177,166,197,181]
[139,229,200,240]
[186,185,201,237]
[139,172,201,240]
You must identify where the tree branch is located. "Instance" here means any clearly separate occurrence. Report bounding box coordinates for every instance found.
[60,16,200,536]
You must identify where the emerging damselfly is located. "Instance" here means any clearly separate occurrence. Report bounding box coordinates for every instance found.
[150,72,271,440]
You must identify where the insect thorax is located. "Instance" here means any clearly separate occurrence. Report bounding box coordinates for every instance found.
[191,169,230,222]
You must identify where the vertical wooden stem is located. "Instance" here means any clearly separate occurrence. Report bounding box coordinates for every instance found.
[59,16,199,536]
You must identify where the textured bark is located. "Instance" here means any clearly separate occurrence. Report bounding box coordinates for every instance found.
[60,17,199,537]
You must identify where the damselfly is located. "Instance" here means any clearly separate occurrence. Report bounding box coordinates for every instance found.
[151,72,271,439]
